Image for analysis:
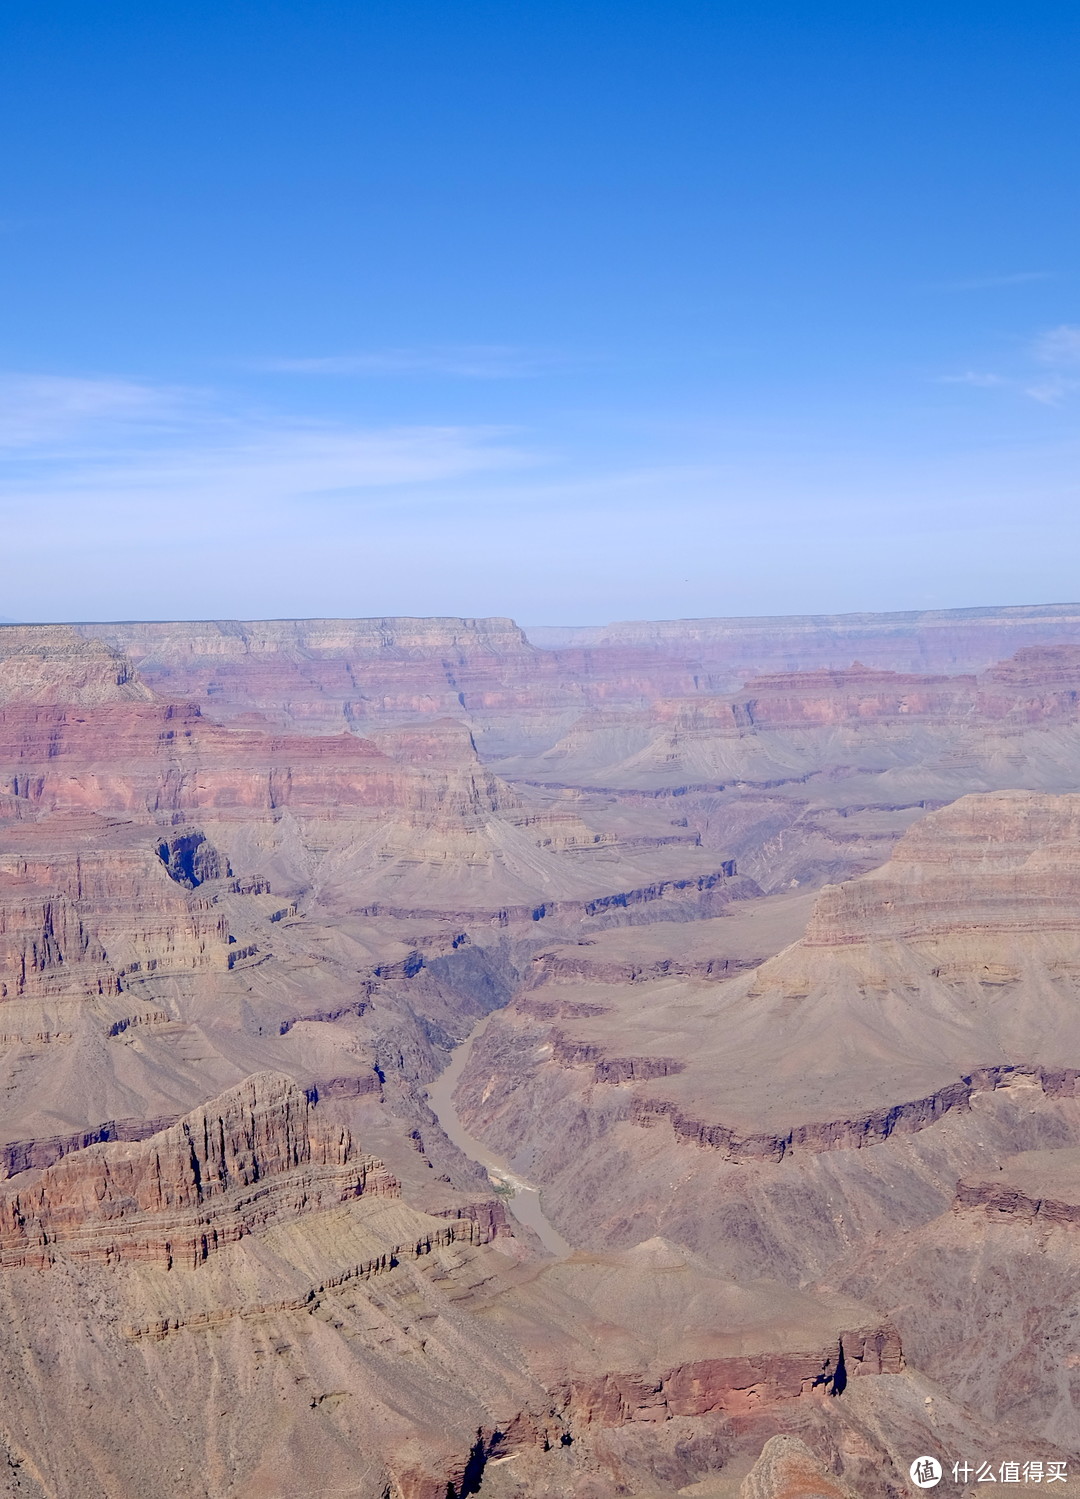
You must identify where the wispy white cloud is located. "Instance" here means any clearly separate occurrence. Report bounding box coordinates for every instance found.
[252,345,558,379]
[936,323,1080,406]
[4,364,1079,627]
[1032,324,1080,365]
[1015,325,1080,403]
[0,373,189,449]
[0,371,536,556]
[936,371,1007,388]
[931,271,1052,292]
[1022,378,1077,407]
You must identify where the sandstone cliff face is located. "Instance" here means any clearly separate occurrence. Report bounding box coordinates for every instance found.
[558,1325,903,1427]
[953,1176,1080,1225]
[0,626,154,705]
[74,615,535,660]
[0,816,231,1040]
[0,883,115,1004]
[954,1145,1080,1226]
[0,693,751,933]
[527,945,761,986]
[50,605,1080,757]
[63,616,558,741]
[0,1072,397,1268]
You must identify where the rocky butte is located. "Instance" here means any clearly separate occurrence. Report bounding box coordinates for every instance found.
[0,606,1078,1496]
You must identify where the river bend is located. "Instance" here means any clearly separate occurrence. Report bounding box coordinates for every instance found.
[426,1012,571,1257]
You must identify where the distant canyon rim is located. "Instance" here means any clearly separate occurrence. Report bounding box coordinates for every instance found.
[1,602,1080,1498]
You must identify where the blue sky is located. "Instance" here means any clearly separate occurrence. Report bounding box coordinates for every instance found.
[1,0,1078,624]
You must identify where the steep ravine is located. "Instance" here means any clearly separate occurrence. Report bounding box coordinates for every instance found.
[426,1012,572,1256]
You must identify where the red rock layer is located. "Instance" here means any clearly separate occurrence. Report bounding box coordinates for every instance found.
[0,1072,398,1269]
[559,1326,903,1426]
[69,606,1080,725]
[0,700,516,818]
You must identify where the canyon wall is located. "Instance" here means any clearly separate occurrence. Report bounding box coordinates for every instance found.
[528,601,1080,670]
[2,607,1080,1495]
[0,1073,397,1268]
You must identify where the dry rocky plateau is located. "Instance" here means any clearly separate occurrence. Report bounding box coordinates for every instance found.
[0,605,1078,1498]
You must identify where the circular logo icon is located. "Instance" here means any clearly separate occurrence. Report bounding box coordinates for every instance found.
[909,1457,942,1489]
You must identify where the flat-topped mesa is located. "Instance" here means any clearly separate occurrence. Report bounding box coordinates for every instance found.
[527,602,1080,672]
[0,625,154,705]
[727,647,1080,729]
[728,664,978,729]
[64,618,544,735]
[660,648,1080,734]
[803,790,1080,949]
[0,1073,399,1269]
[68,616,535,661]
[979,643,1080,690]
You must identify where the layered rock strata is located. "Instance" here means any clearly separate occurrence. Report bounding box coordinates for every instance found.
[558,1324,903,1426]
[954,1146,1080,1225]
[450,791,1080,1307]
[528,602,1080,670]
[832,1146,1080,1459]
[0,1072,397,1268]
[0,625,154,705]
[4,612,1080,1493]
